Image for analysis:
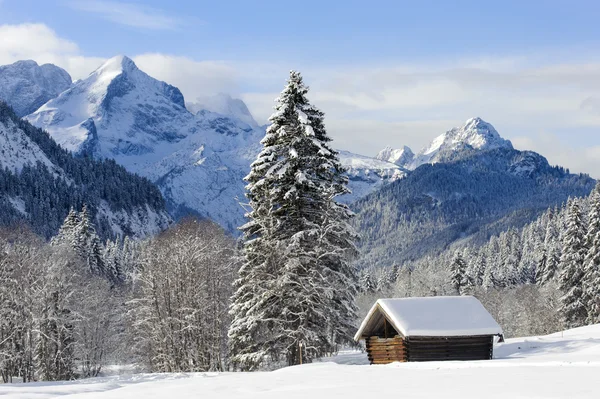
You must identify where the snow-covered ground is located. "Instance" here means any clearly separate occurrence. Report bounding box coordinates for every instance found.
[3,324,600,398]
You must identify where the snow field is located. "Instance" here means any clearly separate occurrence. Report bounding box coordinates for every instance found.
[3,324,600,399]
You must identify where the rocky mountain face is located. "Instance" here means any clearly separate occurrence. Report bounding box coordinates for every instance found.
[0,60,72,117]
[0,101,170,238]
[376,145,414,169]
[353,120,595,268]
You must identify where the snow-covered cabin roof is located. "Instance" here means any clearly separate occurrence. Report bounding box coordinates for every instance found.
[354,296,503,341]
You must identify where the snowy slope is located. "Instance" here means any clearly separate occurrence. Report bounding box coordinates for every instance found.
[0,113,60,174]
[338,150,406,202]
[5,324,600,399]
[0,60,72,117]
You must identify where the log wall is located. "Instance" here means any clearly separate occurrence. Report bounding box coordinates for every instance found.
[366,336,406,364]
[405,335,494,362]
[366,335,494,364]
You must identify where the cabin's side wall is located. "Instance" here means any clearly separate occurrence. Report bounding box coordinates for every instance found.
[366,336,406,364]
[405,335,494,361]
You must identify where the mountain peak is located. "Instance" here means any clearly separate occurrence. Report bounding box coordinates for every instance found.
[95,55,138,77]
[457,117,510,149]
[376,145,414,167]
[26,55,187,155]
[409,118,513,169]
[12,59,40,68]
[0,60,72,116]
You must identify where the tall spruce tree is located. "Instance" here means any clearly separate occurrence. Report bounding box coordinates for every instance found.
[229,71,358,370]
[450,250,467,295]
[53,205,110,282]
[558,198,588,328]
[583,185,600,323]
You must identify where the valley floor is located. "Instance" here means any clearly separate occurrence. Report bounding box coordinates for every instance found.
[3,325,600,399]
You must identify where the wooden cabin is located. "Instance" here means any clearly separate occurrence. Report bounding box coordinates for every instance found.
[354,296,503,364]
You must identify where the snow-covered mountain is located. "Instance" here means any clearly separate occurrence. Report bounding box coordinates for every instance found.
[0,101,170,238]
[0,60,72,117]
[26,56,265,232]
[376,145,414,168]
[354,133,594,268]
[187,93,259,128]
[409,117,513,169]
[378,118,514,171]
[339,150,406,202]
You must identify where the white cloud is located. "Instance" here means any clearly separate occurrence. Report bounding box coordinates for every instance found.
[250,61,600,175]
[65,0,184,31]
[0,23,104,79]
[132,54,239,101]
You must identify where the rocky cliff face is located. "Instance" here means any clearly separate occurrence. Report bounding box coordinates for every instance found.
[0,60,72,117]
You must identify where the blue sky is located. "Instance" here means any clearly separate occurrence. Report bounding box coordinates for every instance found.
[3,1,600,65]
[1,0,600,174]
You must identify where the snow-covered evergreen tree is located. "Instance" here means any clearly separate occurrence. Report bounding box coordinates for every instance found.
[467,251,486,288]
[450,250,467,295]
[102,239,123,284]
[76,205,104,276]
[538,209,561,285]
[558,199,588,328]
[583,185,600,323]
[53,205,112,282]
[53,208,79,246]
[229,71,358,369]
[358,269,374,293]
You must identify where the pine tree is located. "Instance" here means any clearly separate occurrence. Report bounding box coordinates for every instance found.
[52,208,79,247]
[538,209,561,285]
[358,269,374,293]
[102,239,123,284]
[229,71,358,369]
[583,185,600,323]
[468,251,486,288]
[450,250,467,295]
[76,205,106,278]
[558,199,588,328]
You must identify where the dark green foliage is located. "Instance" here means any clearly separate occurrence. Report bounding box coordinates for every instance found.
[353,147,595,268]
[0,102,166,238]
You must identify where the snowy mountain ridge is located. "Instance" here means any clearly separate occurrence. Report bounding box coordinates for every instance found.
[0,60,72,117]
[378,117,514,171]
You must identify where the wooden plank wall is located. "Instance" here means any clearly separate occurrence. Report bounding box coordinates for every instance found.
[366,336,406,364]
[405,335,493,362]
